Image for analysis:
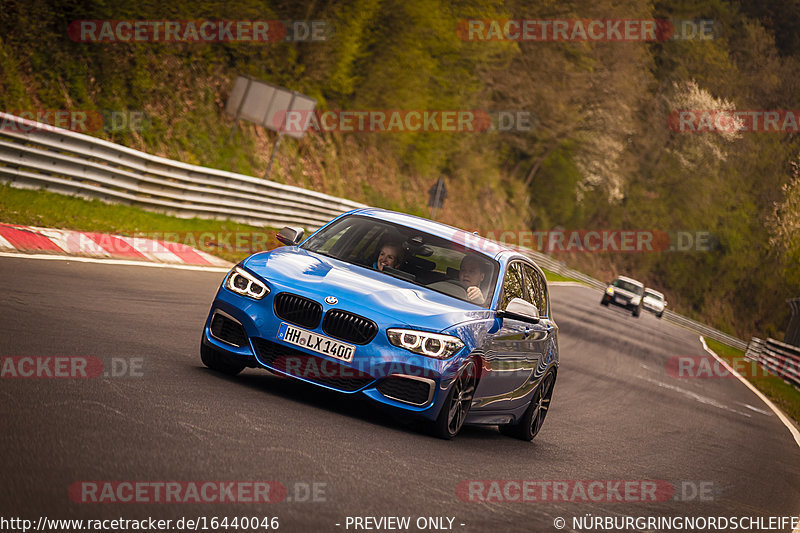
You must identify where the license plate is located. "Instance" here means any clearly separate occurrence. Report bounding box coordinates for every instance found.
[615,296,627,305]
[277,323,355,363]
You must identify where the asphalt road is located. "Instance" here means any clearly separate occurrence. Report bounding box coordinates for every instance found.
[1,255,798,533]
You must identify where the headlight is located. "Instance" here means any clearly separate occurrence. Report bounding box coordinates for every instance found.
[387,329,465,359]
[606,286,614,295]
[631,296,641,306]
[225,266,269,300]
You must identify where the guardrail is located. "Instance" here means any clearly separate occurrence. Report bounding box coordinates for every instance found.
[0,112,366,230]
[745,337,765,361]
[746,337,800,389]
[0,112,747,351]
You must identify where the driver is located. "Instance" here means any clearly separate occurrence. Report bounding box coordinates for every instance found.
[459,254,488,303]
[373,242,402,272]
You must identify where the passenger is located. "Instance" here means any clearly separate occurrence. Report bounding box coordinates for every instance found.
[459,254,488,303]
[373,242,402,272]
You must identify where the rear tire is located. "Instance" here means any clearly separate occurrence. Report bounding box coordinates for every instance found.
[430,361,477,440]
[201,342,246,376]
[499,371,555,441]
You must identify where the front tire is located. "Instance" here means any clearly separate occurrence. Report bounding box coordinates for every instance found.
[201,342,246,376]
[500,371,555,441]
[632,308,640,317]
[430,361,477,440]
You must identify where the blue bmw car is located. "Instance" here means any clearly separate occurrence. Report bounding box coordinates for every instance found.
[201,208,559,440]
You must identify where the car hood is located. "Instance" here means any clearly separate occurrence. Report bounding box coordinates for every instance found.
[242,247,490,331]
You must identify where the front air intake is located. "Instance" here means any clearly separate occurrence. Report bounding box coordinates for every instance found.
[209,311,248,347]
[252,338,374,392]
[376,375,434,406]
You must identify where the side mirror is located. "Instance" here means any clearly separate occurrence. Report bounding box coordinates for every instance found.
[276,227,304,246]
[663,301,668,307]
[497,297,540,324]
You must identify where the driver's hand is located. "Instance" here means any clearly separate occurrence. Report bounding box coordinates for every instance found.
[466,286,483,302]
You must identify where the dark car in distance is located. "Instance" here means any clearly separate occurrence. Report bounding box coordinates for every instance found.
[601,276,644,317]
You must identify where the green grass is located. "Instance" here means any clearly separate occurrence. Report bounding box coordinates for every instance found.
[705,337,800,424]
[542,268,581,283]
[0,184,279,263]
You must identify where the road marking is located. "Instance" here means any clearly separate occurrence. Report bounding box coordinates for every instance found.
[741,403,772,416]
[642,376,752,418]
[701,336,800,450]
[0,251,231,272]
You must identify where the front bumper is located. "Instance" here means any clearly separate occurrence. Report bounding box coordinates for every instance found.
[602,293,638,310]
[642,302,665,314]
[202,287,467,421]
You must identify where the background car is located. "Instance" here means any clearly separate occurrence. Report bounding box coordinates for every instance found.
[201,208,559,440]
[642,288,667,318]
[601,275,644,317]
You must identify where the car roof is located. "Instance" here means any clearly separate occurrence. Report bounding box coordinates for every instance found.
[616,275,644,286]
[350,207,519,260]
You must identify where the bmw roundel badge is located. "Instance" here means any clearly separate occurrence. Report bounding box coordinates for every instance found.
[325,296,338,305]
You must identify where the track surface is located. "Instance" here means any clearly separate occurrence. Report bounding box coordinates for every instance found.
[1,256,798,532]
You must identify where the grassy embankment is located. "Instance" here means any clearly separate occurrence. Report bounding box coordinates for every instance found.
[0,184,279,263]
[705,337,800,424]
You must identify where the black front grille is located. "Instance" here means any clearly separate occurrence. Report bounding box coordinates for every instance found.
[274,293,322,329]
[210,312,249,347]
[322,310,378,344]
[376,376,433,405]
[252,338,374,392]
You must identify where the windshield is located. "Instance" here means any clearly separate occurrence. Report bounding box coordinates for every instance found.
[302,215,500,308]
[613,279,644,296]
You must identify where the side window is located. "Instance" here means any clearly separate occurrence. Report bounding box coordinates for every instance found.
[537,269,549,317]
[500,263,525,310]
[522,264,548,317]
